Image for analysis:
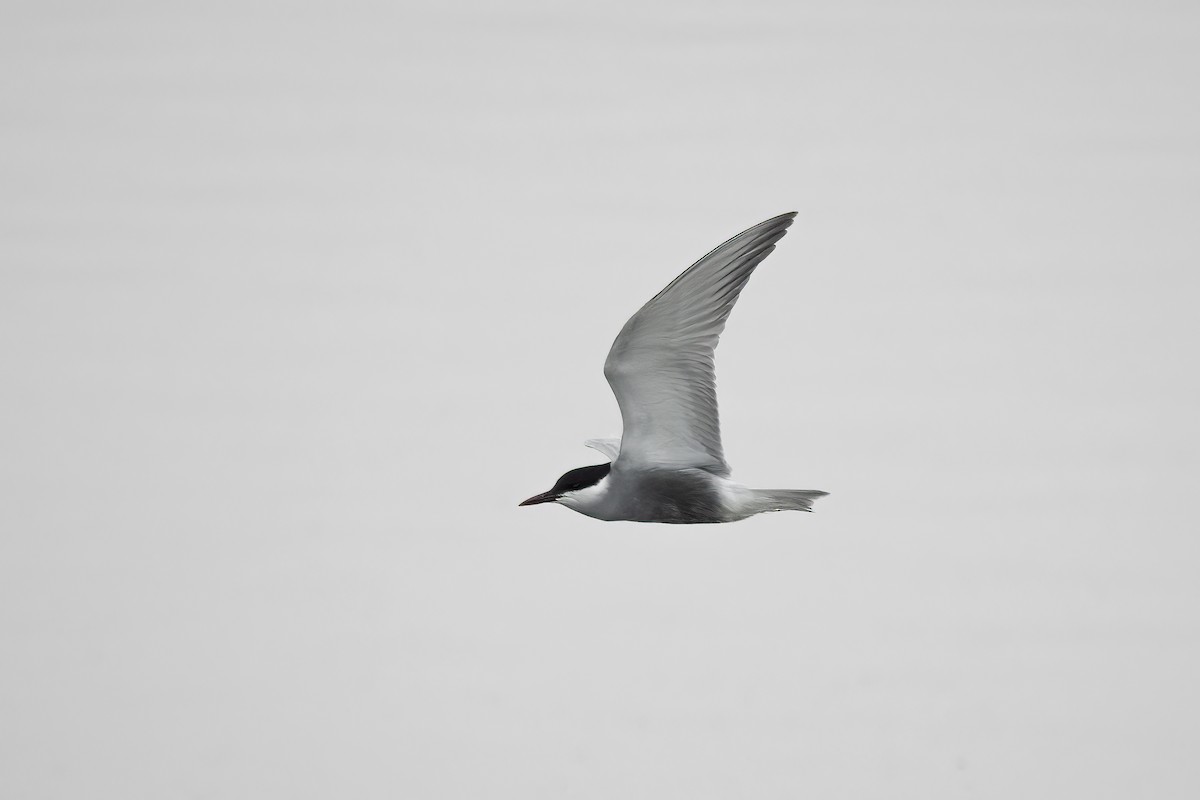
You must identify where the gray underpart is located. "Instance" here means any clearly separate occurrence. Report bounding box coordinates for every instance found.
[562,466,827,524]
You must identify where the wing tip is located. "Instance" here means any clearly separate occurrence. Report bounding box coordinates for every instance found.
[759,211,798,229]
[725,212,798,247]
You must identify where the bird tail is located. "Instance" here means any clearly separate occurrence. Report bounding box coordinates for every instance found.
[750,489,829,513]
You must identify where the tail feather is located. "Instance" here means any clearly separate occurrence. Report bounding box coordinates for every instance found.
[752,489,829,513]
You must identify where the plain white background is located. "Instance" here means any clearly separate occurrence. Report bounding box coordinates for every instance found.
[3,1,1198,797]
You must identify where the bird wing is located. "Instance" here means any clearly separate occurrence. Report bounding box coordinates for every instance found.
[603,212,797,476]
[584,438,621,460]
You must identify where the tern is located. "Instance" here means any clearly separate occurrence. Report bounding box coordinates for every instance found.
[520,212,828,523]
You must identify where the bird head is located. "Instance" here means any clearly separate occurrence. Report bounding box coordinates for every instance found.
[519,463,611,507]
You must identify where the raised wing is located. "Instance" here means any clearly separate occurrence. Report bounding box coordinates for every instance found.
[584,438,621,460]
[603,213,797,476]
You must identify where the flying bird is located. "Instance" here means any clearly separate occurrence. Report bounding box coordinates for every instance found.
[520,213,828,523]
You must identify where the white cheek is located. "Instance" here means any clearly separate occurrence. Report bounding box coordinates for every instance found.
[559,475,611,508]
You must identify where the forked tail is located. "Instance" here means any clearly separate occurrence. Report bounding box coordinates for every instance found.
[751,489,829,513]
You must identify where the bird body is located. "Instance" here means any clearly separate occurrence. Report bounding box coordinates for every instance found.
[553,466,826,524]
[520,213,828,524]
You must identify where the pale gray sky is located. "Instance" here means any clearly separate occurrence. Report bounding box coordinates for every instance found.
[2,1,1198,797]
